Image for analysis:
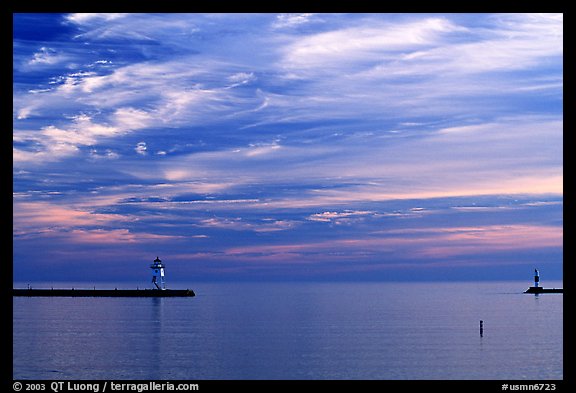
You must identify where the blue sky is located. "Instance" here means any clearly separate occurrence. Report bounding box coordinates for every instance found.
[13,13,563,283]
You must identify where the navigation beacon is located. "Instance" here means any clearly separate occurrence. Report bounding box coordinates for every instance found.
[150,256,167,290]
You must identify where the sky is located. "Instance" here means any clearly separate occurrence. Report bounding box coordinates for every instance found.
[13,13,563,283]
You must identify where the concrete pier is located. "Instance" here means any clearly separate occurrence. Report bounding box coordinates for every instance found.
[14,257,195,298]
[13,288,195,297]
[524,286,562,294]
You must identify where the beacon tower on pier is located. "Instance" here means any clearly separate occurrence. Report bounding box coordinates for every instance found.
[150,256,166,290]
[14,256,195,297]
[524,268,562,294]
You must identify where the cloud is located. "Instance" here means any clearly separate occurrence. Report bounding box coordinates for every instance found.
[135,142,147,155]
[198,217,299,233]
[27,47,67,66]
[273,13,316,29]
[222,224,562,263]
[66,13,129,25]
[227,72,256,87]
[13,14,563,281]
[307,210,376,223]
[149,115,561,204]
[89,148,119,160]
[13,200,127,234]
[63,228,182,244]
[13,114,124,164]
[281,17,464,69]
[406,224,563,259]
[358,19,562,82]
[263,14,563,126]
[64,13,202,44]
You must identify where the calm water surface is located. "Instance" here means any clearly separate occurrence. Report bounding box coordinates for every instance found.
[13,281,563,380]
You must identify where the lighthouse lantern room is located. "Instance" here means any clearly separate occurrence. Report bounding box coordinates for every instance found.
[150,256,166,290]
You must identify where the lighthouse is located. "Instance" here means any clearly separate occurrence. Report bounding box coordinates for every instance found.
[150,256,166,290]
[524,268,563,294]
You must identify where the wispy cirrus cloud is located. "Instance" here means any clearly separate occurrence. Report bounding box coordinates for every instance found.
[281,17,464,69]
[272,13,317,29]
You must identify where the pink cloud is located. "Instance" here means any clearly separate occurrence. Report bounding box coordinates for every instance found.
[13,200,125,232]
[66,229,182,244]
[219,224,562,263]
[411,225,563,258]
[13,200,184,245]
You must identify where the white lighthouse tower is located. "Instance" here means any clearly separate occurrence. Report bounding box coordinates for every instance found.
[534,268,540,288]
[150,256,166,290]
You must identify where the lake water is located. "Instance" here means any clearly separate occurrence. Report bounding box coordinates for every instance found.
[13,281,563,380]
